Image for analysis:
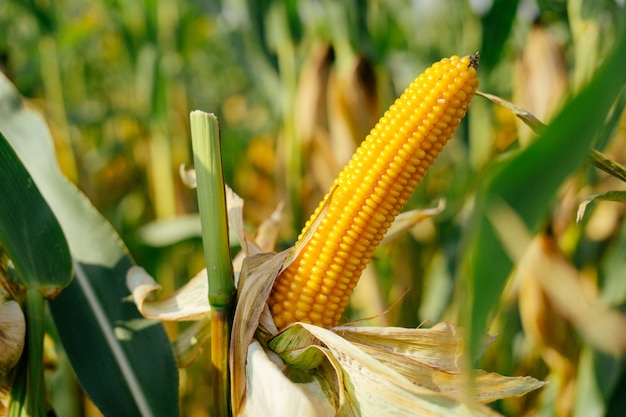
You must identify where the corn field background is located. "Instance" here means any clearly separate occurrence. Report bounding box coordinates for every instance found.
[1,0,626,416]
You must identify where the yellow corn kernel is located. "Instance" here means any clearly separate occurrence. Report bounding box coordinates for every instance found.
[270,54,479,330]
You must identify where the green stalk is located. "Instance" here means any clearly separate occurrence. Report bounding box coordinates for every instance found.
[9,290,47,417]
[26,290,46,417]
[8,349,27,417]
[190,111,235,416]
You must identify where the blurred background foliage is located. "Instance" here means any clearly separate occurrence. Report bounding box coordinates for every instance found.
[2,0,626,416]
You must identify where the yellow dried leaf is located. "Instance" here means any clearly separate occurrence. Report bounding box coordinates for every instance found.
[271,323,506,417]
[336,323,544,403]
[335,322,465,373]
[230,251,290,414]
[517,234,626,357]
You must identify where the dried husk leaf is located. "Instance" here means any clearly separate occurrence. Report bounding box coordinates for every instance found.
[346,342,544,403]
[126,184,282,323]
[126,266,211,321]
[336,324,544,403]
[224,184,261,258]
[0,299,25,374]
[231,192,336,413]
[271,323,504,417]
[240,340,335,417]
[233,200,284,274]
[335,322,465,373]
[230,251,290,413]
[251,201,284,253]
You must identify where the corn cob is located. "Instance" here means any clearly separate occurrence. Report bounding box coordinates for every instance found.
[270,54,479,330]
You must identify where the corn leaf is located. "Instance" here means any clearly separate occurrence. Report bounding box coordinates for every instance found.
[480,0,519,71]
[476,91,546,135]
[464,11,626,362]
[589,149,626,183]
[0,132,72,295]
[0,73,179,417]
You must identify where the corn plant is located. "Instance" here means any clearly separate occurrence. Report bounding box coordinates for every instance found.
[2,1,626,416]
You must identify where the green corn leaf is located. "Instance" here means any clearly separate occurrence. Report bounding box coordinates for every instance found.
[464,9,626,363]
[0,73,179,417]
[0,131,72,294]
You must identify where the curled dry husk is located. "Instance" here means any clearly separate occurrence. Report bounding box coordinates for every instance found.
[234,253,545,417]
[0,299,25,375]
[127,185,546,416]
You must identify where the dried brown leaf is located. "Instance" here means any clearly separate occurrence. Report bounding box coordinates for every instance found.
[230,251,290,414]
[518,234,626,357]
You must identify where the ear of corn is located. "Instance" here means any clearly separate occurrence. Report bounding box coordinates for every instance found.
[270,54,480,330]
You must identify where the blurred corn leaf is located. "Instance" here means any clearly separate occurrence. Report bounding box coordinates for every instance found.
[464,8,626,362]
[479,0,519,71]
[0,73,178,416]
[589,148,626,182]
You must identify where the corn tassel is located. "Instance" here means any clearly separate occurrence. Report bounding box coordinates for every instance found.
[270,54,479,329]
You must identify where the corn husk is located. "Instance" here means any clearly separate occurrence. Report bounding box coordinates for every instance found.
[127,185,546,416]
